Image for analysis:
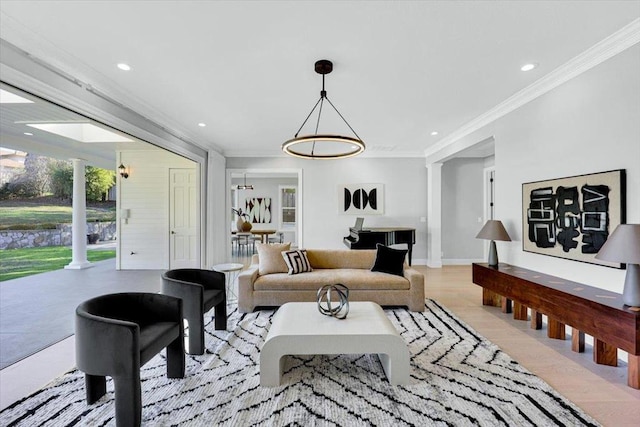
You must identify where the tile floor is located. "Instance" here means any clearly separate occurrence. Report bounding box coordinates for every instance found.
[0,259,162,369]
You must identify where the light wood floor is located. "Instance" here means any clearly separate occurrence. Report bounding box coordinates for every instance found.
[417,265,640,426]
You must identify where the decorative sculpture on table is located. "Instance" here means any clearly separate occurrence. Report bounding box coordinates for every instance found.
[317,284,350,319]
[232,208,252,231]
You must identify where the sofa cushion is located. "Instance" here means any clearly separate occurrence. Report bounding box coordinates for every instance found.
[371,244,407,276]
[253,269,410,291]
[306,249,377,269]
[256,242,291,275]
[282,249,312,275]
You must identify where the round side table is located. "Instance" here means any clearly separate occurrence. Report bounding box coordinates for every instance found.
[212,263,244,302]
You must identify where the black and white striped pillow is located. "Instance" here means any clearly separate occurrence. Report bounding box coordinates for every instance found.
[281,249,313,275]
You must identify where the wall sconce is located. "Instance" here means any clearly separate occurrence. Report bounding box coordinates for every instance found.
[118,164,129,179]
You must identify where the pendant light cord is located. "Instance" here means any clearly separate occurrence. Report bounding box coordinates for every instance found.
[324,96,362,141]
[294,97,322,138]
[293,71,361,142]
[312,98,325,156]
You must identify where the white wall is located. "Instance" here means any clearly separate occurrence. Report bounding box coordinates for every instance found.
[118,149,197,269]
[441,158,485,263]
[446,44,640,293]
[226,157,429,263]
[207,150,227,268]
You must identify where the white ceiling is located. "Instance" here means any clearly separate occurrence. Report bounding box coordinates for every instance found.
[1,1,639,160]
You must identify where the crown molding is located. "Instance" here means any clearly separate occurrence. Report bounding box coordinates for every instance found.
[424,18,640,163]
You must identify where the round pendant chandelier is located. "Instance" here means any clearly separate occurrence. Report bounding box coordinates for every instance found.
[282,60,365,160]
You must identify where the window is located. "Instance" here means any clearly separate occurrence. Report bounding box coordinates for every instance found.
[279,186,296,229]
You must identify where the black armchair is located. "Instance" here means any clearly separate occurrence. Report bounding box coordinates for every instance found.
[161,269,227,355]
[75,292,185,427]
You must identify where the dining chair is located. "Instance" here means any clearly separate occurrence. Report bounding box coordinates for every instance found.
[268,231,284,244]
[231,235,239,254]
[236,232,252,256]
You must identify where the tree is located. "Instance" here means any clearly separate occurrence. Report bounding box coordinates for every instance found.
[3,154,115,201]
[49,161,73,199]
[7,153,52,197]
[49,162,115,201]
[86,166,115,201]
[23,154,52,195]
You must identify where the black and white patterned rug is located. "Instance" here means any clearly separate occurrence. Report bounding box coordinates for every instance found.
[1,300,599,426]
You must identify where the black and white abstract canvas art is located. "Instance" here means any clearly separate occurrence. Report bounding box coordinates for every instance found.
[340,183,384,215]
[246,197,272,223]
[522,169,626,268]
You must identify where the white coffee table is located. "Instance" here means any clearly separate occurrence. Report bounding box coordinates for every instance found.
[260,301,410,386]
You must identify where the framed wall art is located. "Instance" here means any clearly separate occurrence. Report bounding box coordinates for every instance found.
[339,183,384,215]
[245,197,272,223]
[522,169,626,268]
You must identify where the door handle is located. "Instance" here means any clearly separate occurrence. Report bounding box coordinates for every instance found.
[171,231,176,234]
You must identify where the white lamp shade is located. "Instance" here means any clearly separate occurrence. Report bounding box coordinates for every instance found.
[595,224,640,264]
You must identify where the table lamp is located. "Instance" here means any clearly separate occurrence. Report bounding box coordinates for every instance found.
[595,224,640,307]
[476,220,511,267]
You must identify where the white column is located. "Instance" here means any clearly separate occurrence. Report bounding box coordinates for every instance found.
[65,158,92,270]
[426,162,443,268]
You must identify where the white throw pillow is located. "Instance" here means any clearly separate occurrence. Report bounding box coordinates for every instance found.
[256,242,291,275]
[281,249,313,275]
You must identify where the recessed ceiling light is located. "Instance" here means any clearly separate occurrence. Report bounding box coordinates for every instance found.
[24,132,33,136]
[430,131,438,136]
[117,63,131,71]
[198,123,206,127]
[521,63,538,72]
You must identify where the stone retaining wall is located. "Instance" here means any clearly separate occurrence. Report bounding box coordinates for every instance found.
[0,222,116,250]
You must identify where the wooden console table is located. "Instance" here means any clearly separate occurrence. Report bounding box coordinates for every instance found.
[472,262,640,389]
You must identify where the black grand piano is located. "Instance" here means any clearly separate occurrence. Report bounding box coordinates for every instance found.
[343,218,416,265]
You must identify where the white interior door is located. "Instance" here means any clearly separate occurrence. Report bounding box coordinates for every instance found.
[170,168,199,268]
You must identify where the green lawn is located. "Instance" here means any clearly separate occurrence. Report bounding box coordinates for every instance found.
[0,247,116,281]
[0,205,116,229]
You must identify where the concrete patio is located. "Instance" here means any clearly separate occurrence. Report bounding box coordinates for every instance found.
[0,257,163,370]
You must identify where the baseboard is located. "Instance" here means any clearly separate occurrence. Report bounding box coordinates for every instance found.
[442,258,484,265]
[426,259,442,268]
[411,258,428,266]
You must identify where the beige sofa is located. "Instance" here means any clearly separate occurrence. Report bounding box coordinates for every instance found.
[237,249,425,312]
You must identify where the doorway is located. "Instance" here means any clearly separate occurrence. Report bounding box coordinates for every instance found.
[169,168,199,268]
[227,169,303,263]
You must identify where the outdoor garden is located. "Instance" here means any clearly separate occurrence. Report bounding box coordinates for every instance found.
[0,153,117,281]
